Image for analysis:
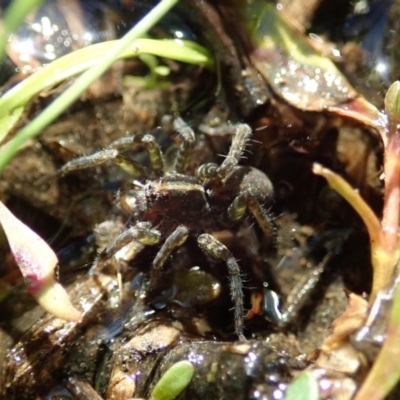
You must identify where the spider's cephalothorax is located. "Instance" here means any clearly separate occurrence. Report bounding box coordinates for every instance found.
[60,119,275,340]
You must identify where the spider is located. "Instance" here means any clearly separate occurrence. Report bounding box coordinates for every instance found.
[60,118,275,340]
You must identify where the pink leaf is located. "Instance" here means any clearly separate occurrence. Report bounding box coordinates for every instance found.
[0,200,81,321]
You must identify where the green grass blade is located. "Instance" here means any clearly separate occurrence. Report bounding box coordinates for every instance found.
[0,39,211,120]
[0,106,23,144]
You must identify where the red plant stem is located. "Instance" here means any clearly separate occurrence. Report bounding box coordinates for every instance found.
[381,133,400,255]
[369,133,400,298]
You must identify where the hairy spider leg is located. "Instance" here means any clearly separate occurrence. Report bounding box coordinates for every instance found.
[197,233,246,341]
[172,117,195,173]
[99,222,161,261]
[150,225,189,288]
[109,134,164,178]
[196,123,252,180]
[217,123,252,177]
[109,116,201,177]
[60,116,198,180]
[227,193,276,247]
[141,135,164,177]
[60,148,146,179]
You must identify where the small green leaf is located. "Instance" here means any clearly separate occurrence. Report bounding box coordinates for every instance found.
[151,361,194,400]
[285,373,320,400]
[384,81,400,136]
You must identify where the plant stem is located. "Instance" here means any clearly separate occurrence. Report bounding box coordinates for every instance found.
[312,163,393,299]
[355,282,400,400]
[312,163,381,245]
[382,136,400,254]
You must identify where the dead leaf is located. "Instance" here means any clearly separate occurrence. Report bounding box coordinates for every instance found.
[322,292,368,351]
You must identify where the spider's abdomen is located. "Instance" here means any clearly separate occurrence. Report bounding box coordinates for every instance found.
[145,176,210,221]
